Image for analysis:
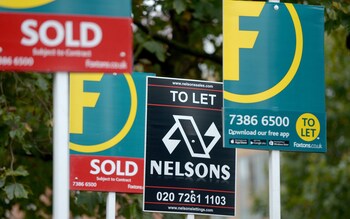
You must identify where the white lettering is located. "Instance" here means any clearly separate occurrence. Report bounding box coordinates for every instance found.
[90,159,100,175]
[221,165,231,180]
[40,20,65,47]
[90,159,138,176]
[195,163,208,178]
[164,161,173,176]
[125,161,138,176]
[150,160,162,175]
[115,160,125,176]
[65,21,80,47]
[80,22,102,48]
[175,161,184,176]
[20,19,102,48]
[101,160,115,175]
[149,160,231,180]
[192,93,216,105]
[184,162,194,177]
[21,19,39,46]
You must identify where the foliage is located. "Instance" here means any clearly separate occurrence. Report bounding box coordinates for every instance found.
[280,26,350,219]
[0,73,53,218]
[0,0,349,218]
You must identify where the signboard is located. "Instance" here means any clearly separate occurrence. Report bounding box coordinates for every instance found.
[0,0,132,73]
[144,77,236,217]
[223,1,326,152]
[70,72,153,193]
[0,0,131,17]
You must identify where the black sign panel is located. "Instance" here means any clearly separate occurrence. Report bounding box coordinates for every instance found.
[144,77,236,216]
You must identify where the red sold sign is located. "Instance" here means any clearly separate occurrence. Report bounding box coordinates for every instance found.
[70,155,144,193]
[0,12,132,73]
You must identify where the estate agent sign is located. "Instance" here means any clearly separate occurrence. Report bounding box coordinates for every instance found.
[144,77,236,217]
[223,1,326,152]
[0,0,132,73]
[70,72,152,193]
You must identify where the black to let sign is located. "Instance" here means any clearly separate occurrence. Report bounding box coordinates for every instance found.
[143,77,236,217]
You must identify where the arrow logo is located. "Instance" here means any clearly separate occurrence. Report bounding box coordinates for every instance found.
[162,115,221,159]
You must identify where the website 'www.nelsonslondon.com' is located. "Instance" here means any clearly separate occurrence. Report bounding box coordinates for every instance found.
[168,205,214,213]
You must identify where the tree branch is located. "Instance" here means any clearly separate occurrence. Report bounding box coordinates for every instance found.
[133,21,223,65]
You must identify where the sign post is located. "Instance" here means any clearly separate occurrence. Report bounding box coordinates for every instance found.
[106,192,116,219]
[144,77,236,217]
[53,72,69,219]
[269,1,281,219]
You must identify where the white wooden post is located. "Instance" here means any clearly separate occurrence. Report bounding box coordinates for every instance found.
[53,72,70,219]
[268,1,281,219]
[186,214,195,219]
[106,192,116,219]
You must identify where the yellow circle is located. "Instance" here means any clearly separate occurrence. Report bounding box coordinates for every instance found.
[0,0,54,9]
[296,113,320,142]
[69,74,137,153]
[224,4,303,103]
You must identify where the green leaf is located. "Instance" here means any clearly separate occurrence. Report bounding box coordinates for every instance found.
[36,76,49,91]
[6,166,29,177]
[143,41,166,62]
[0,95,6,104]
[8,126,25,140]
[75,192,104,215]
[0,176,5,188]
[9,130,16,139]
[173,0,186,14]
[4,183,28,200]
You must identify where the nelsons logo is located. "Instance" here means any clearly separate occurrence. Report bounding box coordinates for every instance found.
[162,115,221,159]
[149,115,231,180]
[0,0,54,9]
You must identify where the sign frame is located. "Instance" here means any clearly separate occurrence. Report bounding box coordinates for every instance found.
[69,72,153,193]
[143,77,236,217]
[0,0,132,73]
[223,1,326,152]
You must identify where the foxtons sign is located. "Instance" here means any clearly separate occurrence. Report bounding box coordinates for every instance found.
[223,1,326,152]
[144,77,236,217]
[70,72,152,193]
[0,0,132,73]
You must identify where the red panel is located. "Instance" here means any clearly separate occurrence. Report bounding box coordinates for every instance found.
[70,155,143,193]
[0,12,132,73]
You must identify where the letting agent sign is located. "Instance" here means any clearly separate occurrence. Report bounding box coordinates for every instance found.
[70,72,153,193]
[144,77,236,217]
[0,0,132,73]
[223,1,326,152]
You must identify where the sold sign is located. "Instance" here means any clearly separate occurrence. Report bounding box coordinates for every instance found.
[223,1,326,152]
[0,0,132,73]
[69,72,153,193]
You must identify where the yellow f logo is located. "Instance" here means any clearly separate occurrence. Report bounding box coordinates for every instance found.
[223,1,264,81]
[223,1,303,103]
[70,73,103,134]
